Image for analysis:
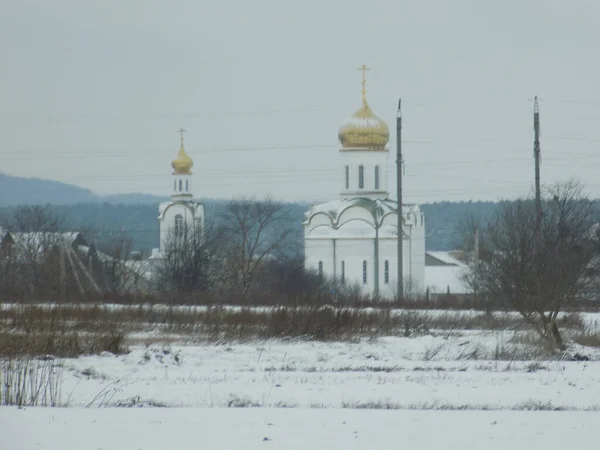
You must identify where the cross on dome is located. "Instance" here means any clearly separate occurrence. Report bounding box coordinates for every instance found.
[357,64,371,103]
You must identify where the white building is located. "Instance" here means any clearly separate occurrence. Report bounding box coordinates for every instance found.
[425,251,468,295]
[303,66,425,299]
[150,131,205,262]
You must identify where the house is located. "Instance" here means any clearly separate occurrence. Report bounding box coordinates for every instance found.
[424,251,468,295]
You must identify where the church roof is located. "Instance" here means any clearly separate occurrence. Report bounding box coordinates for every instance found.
[304,197,421,227]
[8,231,86,251]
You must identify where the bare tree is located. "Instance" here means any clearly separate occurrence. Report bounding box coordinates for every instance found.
[0,206,106,299]
[0,206,66,297]
[94,230,148,293]
[463,181,599,350]
[154,223,212,294]
[5,205,64,233]
[217,197,299,298]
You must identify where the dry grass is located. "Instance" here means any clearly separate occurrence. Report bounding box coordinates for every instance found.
[0,303,588,347]
[1,356,62,406]
[0,331,126,358]
[570,330,600,348]
[0,305,127,358]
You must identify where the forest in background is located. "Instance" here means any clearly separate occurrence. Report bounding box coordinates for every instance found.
[0,200,499,252]
[0,173,500,251]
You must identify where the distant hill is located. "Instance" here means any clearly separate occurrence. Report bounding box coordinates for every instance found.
[0,173,502,251]
[0,173,166,206]
[0,173,98,206]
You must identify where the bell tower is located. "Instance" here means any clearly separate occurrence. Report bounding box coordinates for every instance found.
[338,65,390,201]
[171,128,193,199]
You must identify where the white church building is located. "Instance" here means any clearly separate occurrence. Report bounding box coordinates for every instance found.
[304,67,425,299]
[150,130,205,264]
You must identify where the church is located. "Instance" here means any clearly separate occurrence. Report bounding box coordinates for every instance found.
[303,66,425,299]
[149,130,205,265]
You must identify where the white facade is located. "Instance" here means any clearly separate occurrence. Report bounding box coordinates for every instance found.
[303,72,426,299]
[150,136,205,262]
[339,149,390,200]
[304,197,426,299]
[157,198,204,253]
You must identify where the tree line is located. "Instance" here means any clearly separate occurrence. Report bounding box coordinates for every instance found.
[0,198,359,304]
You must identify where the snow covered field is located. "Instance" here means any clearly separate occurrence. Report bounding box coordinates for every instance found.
[40,333,600,410]
[3,308,600,448]
[2,407,599,450]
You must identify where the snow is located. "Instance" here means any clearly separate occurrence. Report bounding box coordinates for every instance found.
[426,251,465,266]
[38,335,600,410]
[425,265,468,294]
[2,407,598,450]
[3,325,600,448]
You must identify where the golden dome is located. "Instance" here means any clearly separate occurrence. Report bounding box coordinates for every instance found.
[338,99,390,149]
[171,129,193,174]
[338,64,389,150]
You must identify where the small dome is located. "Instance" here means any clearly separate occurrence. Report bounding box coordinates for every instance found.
[338,99,389,150]
[171,144,193,174]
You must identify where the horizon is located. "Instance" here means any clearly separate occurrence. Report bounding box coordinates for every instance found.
[4,172,598,207]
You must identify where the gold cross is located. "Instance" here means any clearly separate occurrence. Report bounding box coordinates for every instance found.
[357,64,371,101]
[177,128,186,146]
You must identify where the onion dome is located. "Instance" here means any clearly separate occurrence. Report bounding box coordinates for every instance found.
[171,129,193,174]
[338,64,389,150]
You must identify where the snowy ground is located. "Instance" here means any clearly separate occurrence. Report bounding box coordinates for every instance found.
[49,332,600,410]
[3,308,600,448]
[2,407,599,450]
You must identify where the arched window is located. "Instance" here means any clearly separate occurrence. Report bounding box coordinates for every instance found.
[362,260,367,284]
[174,214,184,237]
[179,180,183,192]
[345,165,349,190]
[341,261,345,283]
[185,179,189,192]
[318,261,323,279]
[374,166,380,190]
[358,165,364,189]
[384,260,389,284]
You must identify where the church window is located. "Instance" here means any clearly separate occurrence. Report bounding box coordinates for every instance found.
[318,261,323,279]
[341,261,345,283]
[185,179,189,192]
[179,180,182,192]
[174,214,184,237]
[345,166,349,189]
[358,165,364,189]
[362,260,367,284]
[384,260,389,284]
[375,166,380,190]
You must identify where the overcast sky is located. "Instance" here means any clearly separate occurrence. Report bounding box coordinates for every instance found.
[2,0,600,203]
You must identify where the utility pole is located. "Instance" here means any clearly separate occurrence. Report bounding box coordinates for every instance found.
[473,226,479,297]
[396,99,403,301]
[474,226,480,261]
[533,96,542,223]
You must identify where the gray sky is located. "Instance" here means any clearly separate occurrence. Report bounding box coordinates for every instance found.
[2,0,600,203]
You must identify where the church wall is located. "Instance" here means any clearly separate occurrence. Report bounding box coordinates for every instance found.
[304,229,426,300]
[339,151,390,198]
[378,226,425,299]
[304,239,334,279]
[171,173,193,198]
[159,203,197,252]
